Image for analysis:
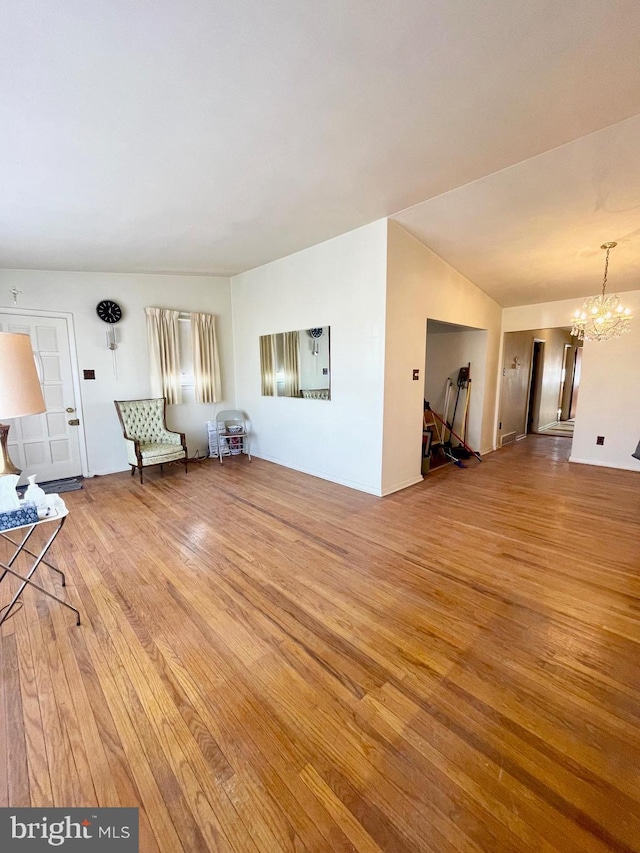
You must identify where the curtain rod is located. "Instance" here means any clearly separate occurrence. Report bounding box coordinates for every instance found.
[146,307,214,321]
[178,311,214,320]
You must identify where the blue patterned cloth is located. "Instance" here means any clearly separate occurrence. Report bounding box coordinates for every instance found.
[0,501,38,531]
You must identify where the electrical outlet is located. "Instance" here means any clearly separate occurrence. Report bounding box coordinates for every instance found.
[596,435,605,445]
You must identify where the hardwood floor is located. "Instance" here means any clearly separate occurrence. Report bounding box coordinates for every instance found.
[1,436,639,852]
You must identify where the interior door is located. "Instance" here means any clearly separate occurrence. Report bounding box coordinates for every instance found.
[0,313,82,484]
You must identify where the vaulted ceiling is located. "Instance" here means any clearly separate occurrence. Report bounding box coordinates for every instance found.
[2,0,640,305]
[393,115,640,306]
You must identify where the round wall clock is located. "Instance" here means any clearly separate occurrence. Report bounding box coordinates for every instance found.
[96,300,122,324]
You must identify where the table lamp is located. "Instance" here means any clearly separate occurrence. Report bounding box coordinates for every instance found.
[0,332,46,476]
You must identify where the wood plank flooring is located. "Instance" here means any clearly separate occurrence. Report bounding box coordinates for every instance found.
[1,436,639,852]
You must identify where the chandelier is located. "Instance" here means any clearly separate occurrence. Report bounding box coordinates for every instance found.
[571,242,632,342]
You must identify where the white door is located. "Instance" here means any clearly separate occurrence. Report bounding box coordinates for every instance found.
[0,313,83,484]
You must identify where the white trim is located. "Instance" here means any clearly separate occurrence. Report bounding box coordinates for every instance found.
[380,475,425,496]
[249,451,383,495]
[569,456,640,472]
[88,465,128,477]
[494,328,505,451]
[0,306,90,478]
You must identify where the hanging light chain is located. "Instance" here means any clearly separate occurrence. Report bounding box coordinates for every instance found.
[601,246,610,296]
[600,241,617,296]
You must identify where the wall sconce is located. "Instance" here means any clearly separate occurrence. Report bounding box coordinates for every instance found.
[106,326,118,351]
[308,327,323,355]
[105,327,120,379]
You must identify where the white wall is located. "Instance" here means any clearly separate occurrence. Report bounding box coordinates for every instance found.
[382,222,502,494]
[503,293,640,472]
[0,269,234,476]
[231,220,388,495]
[424,324,488,452]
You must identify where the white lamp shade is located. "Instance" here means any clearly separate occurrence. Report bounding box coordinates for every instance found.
[0,333,46,419]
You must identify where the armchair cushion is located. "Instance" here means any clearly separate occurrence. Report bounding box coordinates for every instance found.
[138,442,187,462]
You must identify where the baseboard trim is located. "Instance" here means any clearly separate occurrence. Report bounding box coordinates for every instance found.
[569,456,640,472]
[380,475,425,497]
[86,467,127,477]
[250,452,382,496]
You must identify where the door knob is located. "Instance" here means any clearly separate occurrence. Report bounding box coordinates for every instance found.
[66,407,75,413]
[68,419,80,426]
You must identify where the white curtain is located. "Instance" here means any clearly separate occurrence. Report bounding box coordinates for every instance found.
[145,307,182,405]
[190,312,221,404]
[282,331,300,397]
[259,334,277,396]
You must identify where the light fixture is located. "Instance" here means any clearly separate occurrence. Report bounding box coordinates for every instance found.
[0,333,46,476]
[308,327,323,355]
[571,242,632,342]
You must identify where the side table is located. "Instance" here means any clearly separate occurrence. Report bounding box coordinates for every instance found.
[0,505,81,627]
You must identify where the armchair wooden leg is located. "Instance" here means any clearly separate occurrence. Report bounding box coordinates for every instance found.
[139,467,144,484]
[131,466,135,477]
[160,464,164,476]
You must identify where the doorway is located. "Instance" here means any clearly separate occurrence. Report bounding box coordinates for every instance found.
[0,312,84,484]
[423,319,487,471]
[499,327,580,449]
[526,340,545,434]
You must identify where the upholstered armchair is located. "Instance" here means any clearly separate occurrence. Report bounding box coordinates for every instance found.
[114,398,188,484]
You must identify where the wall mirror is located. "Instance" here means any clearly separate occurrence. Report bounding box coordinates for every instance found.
[260,326,330,399]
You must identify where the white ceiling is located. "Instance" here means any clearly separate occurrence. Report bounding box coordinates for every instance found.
[394,115,640,306]
[1,0,640,304]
